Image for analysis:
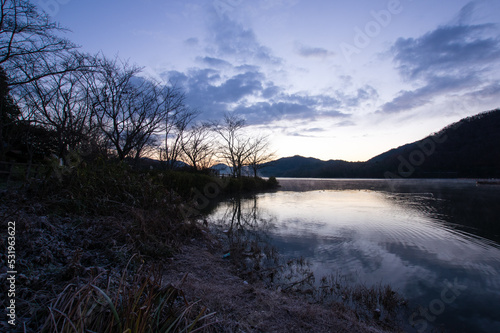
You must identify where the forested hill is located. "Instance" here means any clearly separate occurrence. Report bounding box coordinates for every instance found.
[261,109,500,178]
[259,155,364,178]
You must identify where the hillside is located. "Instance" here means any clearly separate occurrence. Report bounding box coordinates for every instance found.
[260,156,364,178]
[261,109,500,178]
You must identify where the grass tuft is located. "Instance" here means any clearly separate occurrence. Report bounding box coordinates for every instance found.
[42,265,217,333]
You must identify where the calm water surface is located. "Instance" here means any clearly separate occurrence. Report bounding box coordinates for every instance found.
[207,179,500,333]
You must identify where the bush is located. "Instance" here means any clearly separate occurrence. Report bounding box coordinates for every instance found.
[267,176,279,188]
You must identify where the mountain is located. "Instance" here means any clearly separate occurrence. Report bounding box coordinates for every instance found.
[259,156,326,177]
[211,163,232,175]
[261,109,500,178]
[260,156,364,178]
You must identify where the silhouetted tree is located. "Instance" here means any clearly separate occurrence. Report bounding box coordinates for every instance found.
[0,65,19,160]
[88,56,192,161]
[161,92,198,169]
[17,61,94,160]
[180,123,214,170]
[0,0,83,87]
[247,134,275,178]
[213,113,253,178]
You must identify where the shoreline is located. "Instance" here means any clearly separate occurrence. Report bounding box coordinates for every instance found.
[164,241,401,333]
[0,188,403,332]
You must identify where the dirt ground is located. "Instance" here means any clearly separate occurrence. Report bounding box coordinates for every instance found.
[164,241,398,333]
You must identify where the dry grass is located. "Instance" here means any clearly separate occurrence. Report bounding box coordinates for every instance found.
[42,262,216,333]
[0,187,210,332]
[316,274,407,328]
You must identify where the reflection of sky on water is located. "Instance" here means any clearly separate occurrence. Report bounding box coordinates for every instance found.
[259,190,500,286]
[208,180,500,332]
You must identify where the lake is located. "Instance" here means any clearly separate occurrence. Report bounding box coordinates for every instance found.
[207,179,500,333]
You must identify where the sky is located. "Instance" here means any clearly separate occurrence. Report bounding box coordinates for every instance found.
[38,0,500,161]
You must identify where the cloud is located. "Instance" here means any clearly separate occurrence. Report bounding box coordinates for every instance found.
[207,12,281,64]
[381,74,479,113]
[184,37,199,46]
[471,81,500,98]
[163,6,377,130]
[162,66,354,126]
[233,95,350,125]
[453,1,476,26]
[295,42,335,58]
[392,24,500,80]
[196,56,232,68]
[335,86,379,108]
[162,70,188,86]
[262,85,281,99]
[235,64,261,72]
[165,68,221,88]
[235,102,313,124]
[163,68,265,119]
[212,71,264,103]
[381,3,500,114]
[336,120,356,127]
[304,127,326,133]
[176,3,356,128]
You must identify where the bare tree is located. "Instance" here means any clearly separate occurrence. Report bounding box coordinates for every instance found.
[213,113,254,178]
[88,56,193,162]
[180,123,214,170]
[0,0,93,163]
[87,57,158,160]
[161,91,198,169]
[17,61,93,160]
[0,0,83,86]
[0,65,20,160]
[247,134,275,178]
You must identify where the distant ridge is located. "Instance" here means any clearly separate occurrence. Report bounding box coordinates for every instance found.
[261,109,500,178]
[260,155,363,178]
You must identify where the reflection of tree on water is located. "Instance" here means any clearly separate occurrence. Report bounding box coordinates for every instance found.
[211,195,314,288]
[209,195,408,328]
[212,195,281,282]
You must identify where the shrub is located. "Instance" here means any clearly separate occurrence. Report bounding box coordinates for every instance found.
[267,176,279,188]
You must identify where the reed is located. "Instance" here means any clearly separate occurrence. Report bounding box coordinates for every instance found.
[317,273,407,326]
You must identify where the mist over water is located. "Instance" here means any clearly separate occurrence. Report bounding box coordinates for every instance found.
[208,179,500,333]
